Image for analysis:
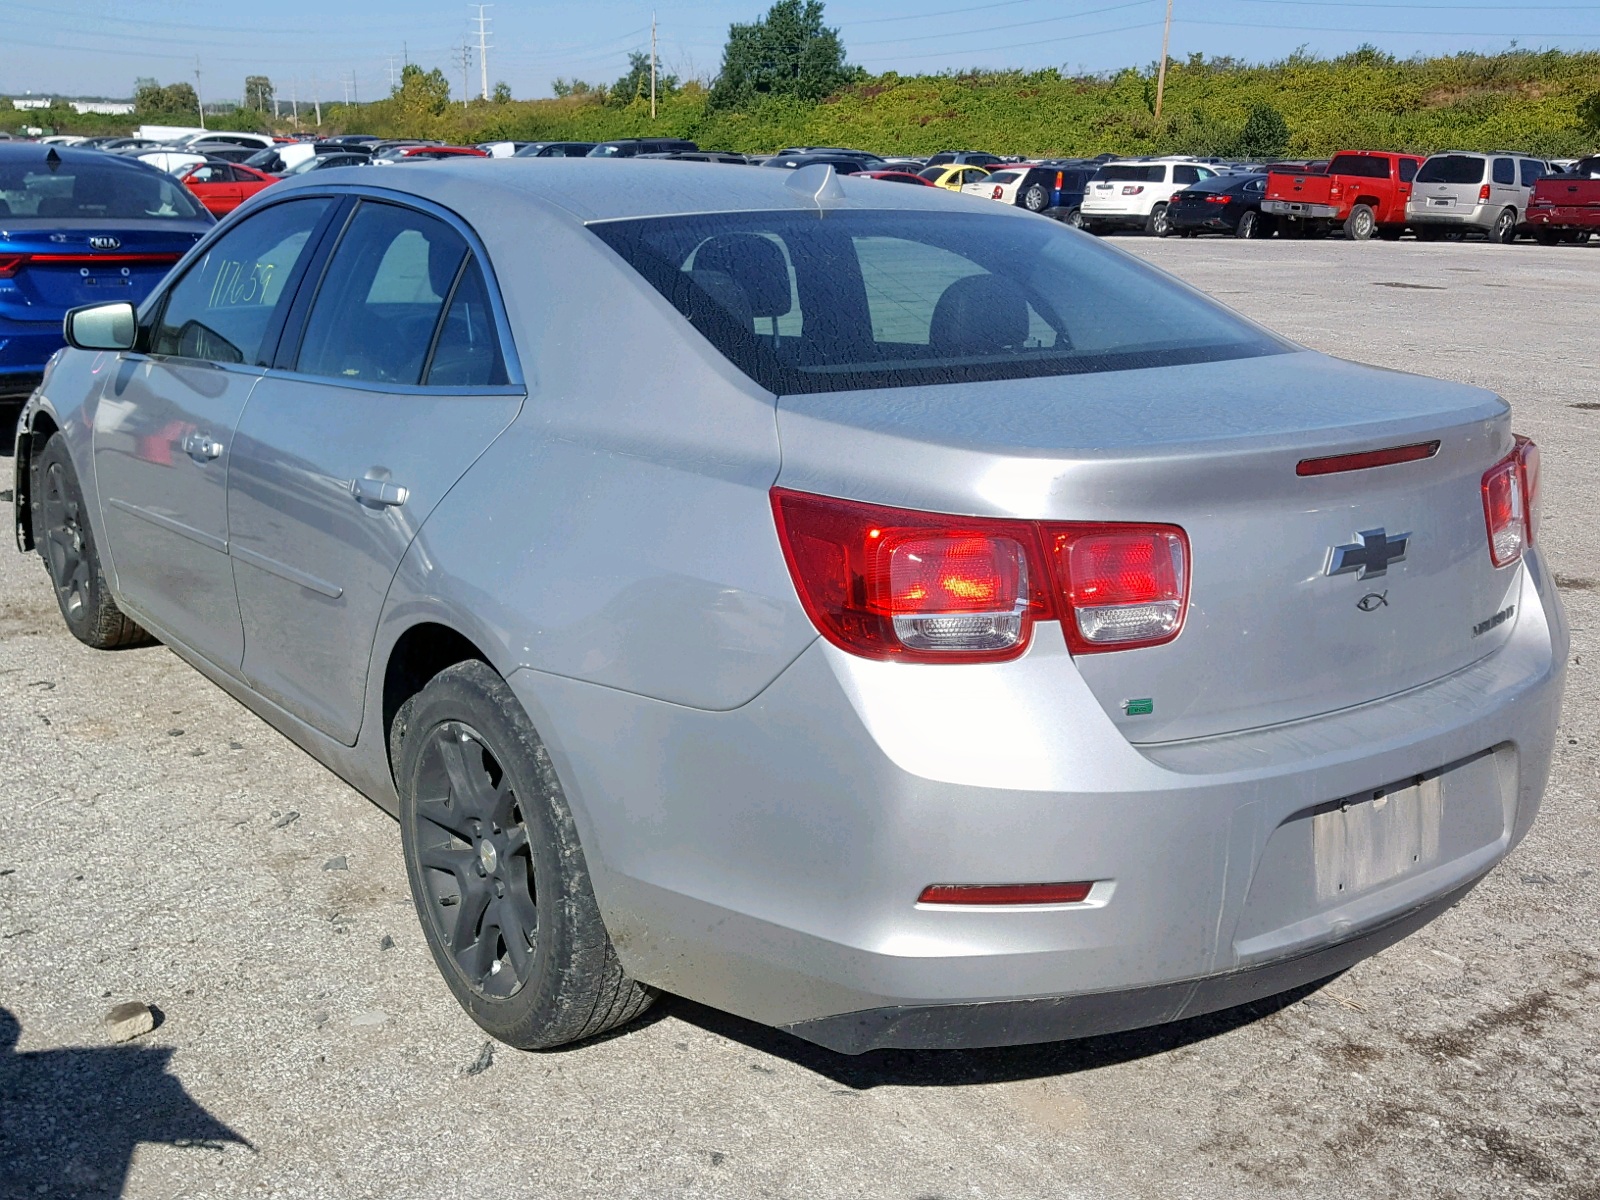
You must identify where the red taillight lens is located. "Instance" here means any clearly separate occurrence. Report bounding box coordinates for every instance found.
[1054,171,1063,189]
[1053,527,1188,652]
[1122,185,1144,195]
[1481,453,1526,568]
[0,254,28,278]
[919,881,1094,906]
[1479,183,1492,202]
[1515,434,1541,545]
[1205,194,1232,204]
[770,489,1189,662]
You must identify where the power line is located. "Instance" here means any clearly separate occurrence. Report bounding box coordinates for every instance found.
[1182,17,1600,36]
[854,0,1154,47]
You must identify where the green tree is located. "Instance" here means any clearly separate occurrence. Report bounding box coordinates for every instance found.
[134,80,201,121]
[1579,89,1600,136]
[244,75,275,112]
[1230,102,1290,158]
[392,62,452,118]
[610,50,680,105]
[492,80,513,103]
[708,0,856,110]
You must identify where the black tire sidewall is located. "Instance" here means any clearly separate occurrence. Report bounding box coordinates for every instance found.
[35,435,108,644]
[1236,211,1258,239]
[397,661,597,1046]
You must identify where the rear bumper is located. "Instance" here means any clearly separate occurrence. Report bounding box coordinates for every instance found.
[1262,200,1339,219]
[508,554,1566,1052]
[1407,203,1493,228]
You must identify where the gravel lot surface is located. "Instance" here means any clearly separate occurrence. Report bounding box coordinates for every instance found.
[1,235,1596,1200]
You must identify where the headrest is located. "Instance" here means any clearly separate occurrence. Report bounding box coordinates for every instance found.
[928,274,1029,358]
[691,234,792,320]
[689,268,753,332]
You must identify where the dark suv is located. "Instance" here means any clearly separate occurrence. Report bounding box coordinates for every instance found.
[587,139,700,158]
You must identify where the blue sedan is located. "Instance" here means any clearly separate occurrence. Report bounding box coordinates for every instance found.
[0,144,212,410]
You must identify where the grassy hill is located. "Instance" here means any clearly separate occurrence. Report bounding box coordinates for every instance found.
[326,46,1600,158]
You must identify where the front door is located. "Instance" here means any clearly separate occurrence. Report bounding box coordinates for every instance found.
[93,197,335,672]
[227,199,522,743]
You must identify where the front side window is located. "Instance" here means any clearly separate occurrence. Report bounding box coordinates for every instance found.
[151,198,331,364]
[590,209,1287,396]
[294,201,470,384]
[1519,159,1545,188]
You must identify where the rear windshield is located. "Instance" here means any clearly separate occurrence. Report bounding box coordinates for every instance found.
[1094,164,1164,183]
[1417,155,1486,184]
[1327,154,1392,179]
[0,161,204,221]
[589,209,1286,396]
[986,171,1021,185]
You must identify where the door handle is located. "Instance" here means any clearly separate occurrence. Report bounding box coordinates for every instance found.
[182,431,223,460]
[351,475,409,507]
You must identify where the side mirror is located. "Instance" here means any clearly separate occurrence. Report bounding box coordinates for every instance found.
[63,301,137,352]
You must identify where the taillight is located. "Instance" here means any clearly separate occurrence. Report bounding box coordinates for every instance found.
[1054,171,1063,189]
[1479,183,1492,202]
[1205,194,1232,205]
[1515,434,1541,545]
[0,254,27,278]
[770,489,1189,662]
[1122,185,1144,195]
[1052,527,1188,652]
[1481,452,1527,568]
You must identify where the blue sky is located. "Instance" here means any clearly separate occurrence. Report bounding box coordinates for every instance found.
[5,0,1599,104]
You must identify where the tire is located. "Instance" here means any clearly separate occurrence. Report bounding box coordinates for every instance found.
[1488,207,1518,244]
[1235,210,1261,240]
[1081,219,1107,236]
[1376,226,1405,241]
[1416,225,1445,242]
[1536,228,1561,247]
[1343,204,1376,241]
[1146,204,1171,237]
[1021,183,1049,213]
[1064,207,1084,229]
[33,433,153,650]
[397,660,655,1050]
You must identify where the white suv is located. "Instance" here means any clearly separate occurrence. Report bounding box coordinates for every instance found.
[1081,159,1218,236]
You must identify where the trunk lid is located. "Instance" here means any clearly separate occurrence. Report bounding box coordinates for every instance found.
[0,223,205,319]
[773,351,1519,743]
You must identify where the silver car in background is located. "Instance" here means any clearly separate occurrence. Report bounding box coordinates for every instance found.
[1408,151,1550,243]
[14,161,1565,1054]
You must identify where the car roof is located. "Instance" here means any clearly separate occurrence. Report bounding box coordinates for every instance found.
[0,142,171,175]
[270,157,1036,226]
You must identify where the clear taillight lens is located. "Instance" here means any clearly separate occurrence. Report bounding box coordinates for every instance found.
[770,489,1190,662]
[1053,527,1189,652]
[1482,453,1527,568]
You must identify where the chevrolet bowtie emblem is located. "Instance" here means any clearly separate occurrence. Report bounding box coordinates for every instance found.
[1327,528,1409,581]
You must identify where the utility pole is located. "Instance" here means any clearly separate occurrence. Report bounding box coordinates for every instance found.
[387,56,400,92]
[471,4,492,101]
[291,77,299,129]
[312,69,322,126]
[453,43,472,108]
[342,75,350,106]
[351,70,359,106]
[193,57,205,130]
[1153,0,1174,121]
[650,12,657,119]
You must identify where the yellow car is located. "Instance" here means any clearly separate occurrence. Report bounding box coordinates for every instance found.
[918,164,991,191]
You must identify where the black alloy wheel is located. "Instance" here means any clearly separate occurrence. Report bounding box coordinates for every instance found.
[1489,207,1518,244]
[34,433,151,649]
[1022,183,1050,212]
[397,660,654,1049]
[1235,210,1261,240]
[409,719,540,1001]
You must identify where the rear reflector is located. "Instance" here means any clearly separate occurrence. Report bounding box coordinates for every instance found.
[919,882,1094,905]
[1296,441,1440,476]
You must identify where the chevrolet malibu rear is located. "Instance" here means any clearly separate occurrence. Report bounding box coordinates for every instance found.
[19,161,1564,1056]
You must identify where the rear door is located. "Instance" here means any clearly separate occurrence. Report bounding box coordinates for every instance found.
[93,197,336,672]
[1489,156,1518,214]
[226,198,524,744]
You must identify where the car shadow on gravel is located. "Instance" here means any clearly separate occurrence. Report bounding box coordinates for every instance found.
[666,978,1331,1089]
[0,1006,251,1198]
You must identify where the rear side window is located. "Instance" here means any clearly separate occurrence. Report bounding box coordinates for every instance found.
[1173,165,1200,185]
[1417,155,1485,184]
[589,209,1286,396]
[1519,160,1545,187]
[1398,159,1419,183]
[1095,165,1163,183]
[152,198,331,365]
[1326,155,1392,179]
[425,259,508,387]
[1492,158,1515,186]
[295,202,467,385]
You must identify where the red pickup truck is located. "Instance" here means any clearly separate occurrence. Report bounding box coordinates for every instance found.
[1262,151,1425,240]
[1525,157,1600,245]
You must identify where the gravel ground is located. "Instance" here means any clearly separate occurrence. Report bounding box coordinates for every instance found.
[1,235,1596,1200]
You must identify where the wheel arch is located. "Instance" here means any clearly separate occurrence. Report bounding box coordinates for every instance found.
[13,405,62,553]
[379,617,494,785]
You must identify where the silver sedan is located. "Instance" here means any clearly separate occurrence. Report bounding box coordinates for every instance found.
[12,160,1566,1053]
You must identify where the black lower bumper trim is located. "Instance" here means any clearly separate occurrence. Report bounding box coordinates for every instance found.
[783,876,1482,1054]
